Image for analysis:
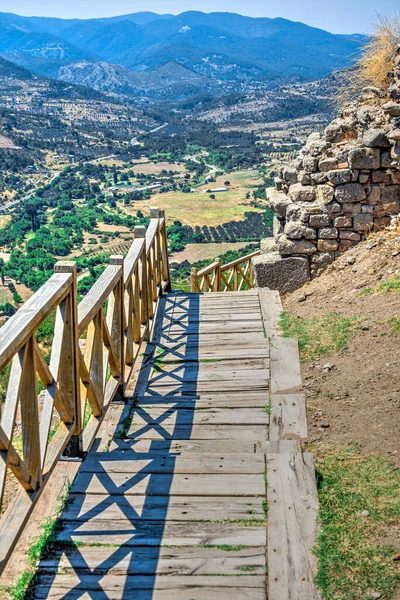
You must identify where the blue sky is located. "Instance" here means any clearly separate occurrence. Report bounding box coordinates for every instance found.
[0,0,398,34]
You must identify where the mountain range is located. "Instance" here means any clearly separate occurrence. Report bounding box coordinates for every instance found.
[0,10,366,99]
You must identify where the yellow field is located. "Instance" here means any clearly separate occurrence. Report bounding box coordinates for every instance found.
[170,242,251,263]
[133,160,186,175]
[122,170,264,227]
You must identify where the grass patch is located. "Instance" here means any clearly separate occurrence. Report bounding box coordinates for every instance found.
[5,483,72,600]
[359,275,400,297]
[197,544,248,552]
[264,398,272,416]
[388,318,400,335]
[280,312,363,361]
[315,448,400,599]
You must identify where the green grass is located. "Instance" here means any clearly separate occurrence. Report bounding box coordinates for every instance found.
[4,483,72,600]
[280,312,363,361]
[197,544,248,552]
[359,275,400,296]
[315,448,400,599]
[264,398,272,416]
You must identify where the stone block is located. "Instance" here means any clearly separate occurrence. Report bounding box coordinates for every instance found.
[353,213,373,231]
[351,169,360,182]
[289,183,316,202]
[372,170,391,184]
[383,101,400,117]
[324,124,345,143]
[272,215,284,237]
[316,184,335,205]
[302,156,319,172]
[282,166,298,184]
[368,185,381,204]
[298,171,311,185]
[334,183,366,203]
[317,239,339,251]
[342,202,362,215]
[319,157,338,172]
[260,237,279,255]
[363,129,390,148]
[359,173,370,184]
[276,235,317,256]
[361,205,374,213]
[388,129,400,142]
[381,186,400,213]
[252,255,310,294]
[334,216,352,227]
[318,227,338,239]
[311,252,334,265]
[340,230,361,241]
[325,201,342,214]
[327,169,352,185]
[381,152,391,168]
[311,172,328,184]
[267,187,293,217]
[348,147,381,170]
[284,222,316,240]
[309,213,331,227]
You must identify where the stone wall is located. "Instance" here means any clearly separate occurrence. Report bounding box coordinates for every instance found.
[253,46,400,294]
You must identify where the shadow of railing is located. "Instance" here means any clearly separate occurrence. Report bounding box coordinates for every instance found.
[36,292,200,599]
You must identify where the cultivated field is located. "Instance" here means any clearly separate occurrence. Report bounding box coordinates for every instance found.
[122,170,264,227]
[170,241,251,263]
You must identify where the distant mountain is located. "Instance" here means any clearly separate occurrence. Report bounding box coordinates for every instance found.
[0,10,366,98]
[0,55,33,79]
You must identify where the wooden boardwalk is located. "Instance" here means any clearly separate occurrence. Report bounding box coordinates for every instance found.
[20,289,320,599]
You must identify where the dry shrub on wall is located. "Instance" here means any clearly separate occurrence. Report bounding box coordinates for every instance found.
[335,14,400,110]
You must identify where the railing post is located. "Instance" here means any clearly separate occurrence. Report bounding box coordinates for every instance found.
[159,208,171,293]
[191,267,198,293]
[134,225,151,340]
[54,261,82,457]
[109,255,125,400]
[214,258,222,292]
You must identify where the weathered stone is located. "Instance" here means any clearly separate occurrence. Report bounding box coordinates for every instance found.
[348,147,381,170]
[381,186,400,212]
[311,172,328,184]
[302,156,319,173]
[335,183,366,203]
[324,124,345,143]
[383,101,400,117]
[325,201,342,214]
[372,170,391,184]
[327,169,352,185]
[260,237,279,254]
[298,171,311,185]
[334,216,352,228]
[311,252,334,264]
[388,129,400,142]
[284,222,316,240]
[351,169,360,182]
[318,239,339,251]
[274,177,284,191]
[318,227,338,239]
[272,215,284,237]
[316,184,335,205]
[342,202,362,215]
[267,188,293,217]
[340,230,361,241]
[288,183,316,202]
[392,172,400,184]
[353,213,373,231]
[361,205,374,213]
[282,166,298,184]
[309,213,331,227]
[359,173,370,184]
[363,129,390,148]
[368,185,381,204]
[319,157,338,172]
[276,235,317,256]
[252,255,310,295]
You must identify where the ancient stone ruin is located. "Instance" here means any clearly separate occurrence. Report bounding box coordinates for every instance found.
[253,47,400,294]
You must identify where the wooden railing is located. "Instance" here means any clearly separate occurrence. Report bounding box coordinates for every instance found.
[0,208,170,572]
[190,249,260,293]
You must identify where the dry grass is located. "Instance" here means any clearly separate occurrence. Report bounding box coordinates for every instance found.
[335,14,400,109]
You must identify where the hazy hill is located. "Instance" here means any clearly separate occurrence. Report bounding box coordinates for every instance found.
[0,10,365,87]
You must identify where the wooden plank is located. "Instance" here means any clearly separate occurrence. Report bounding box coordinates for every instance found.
[149,359,269,372]
[129,408,268,429]
[258,288,283,338]
[109,439,267,454]
[55,521,267,548]
[270,337,302,394]
[60,494,265,522]
[33,576,266,600]
[149,368,269,385]
[167,322,263,335]
[145,380,269,394]
[39,546,265,575]
[121,425,268,441]
[77,265,121,334]
[71,472,265,497]
[135,393,268,409]
[80,452,266,474]
[267,451,321,600]
[270,394,307,441]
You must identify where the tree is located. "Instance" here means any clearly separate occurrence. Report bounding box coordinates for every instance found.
[210,194,216,200]
[0,258,4,285]
[113,171,118,185]
[224,181,231,186]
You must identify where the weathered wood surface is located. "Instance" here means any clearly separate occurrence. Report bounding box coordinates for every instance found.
[31,288,269,599]
[267,451,321,599]
[270,393,308,441]
[270,337,302,394]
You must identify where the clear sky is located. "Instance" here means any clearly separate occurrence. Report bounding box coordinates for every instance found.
[0,0,398,34]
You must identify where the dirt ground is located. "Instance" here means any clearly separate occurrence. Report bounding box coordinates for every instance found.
[283,230,400,466]
[170,241,250,263]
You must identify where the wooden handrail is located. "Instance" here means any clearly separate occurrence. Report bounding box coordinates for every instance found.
[0,208,170,574]
[191,249,260,293]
